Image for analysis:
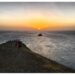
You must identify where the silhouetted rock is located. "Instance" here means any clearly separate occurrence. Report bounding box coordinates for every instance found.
[38,33,43,36]
[0,40,75,73]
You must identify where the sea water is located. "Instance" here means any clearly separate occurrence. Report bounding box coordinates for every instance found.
[0,31,75,69]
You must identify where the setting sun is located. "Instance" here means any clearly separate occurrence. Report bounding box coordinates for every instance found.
[25,18,50,30]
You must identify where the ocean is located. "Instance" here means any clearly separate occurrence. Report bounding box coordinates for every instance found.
[0,30,75,69]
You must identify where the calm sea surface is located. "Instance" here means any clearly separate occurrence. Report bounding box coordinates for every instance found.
[0,31,75,69]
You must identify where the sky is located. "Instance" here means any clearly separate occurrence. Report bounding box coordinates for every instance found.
[0,2,75,31]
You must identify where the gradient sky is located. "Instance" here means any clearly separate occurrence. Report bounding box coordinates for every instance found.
[0,2,75,31]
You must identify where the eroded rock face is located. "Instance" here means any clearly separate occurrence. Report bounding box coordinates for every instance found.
[0,40,75,73]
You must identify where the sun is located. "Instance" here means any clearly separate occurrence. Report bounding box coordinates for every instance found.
[38,27,41,30]
[26,18,50,30]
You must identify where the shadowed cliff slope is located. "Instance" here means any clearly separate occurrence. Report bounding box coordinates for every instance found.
[0,40,75,73]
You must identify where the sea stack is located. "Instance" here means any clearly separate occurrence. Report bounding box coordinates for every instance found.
[38,33,43,36]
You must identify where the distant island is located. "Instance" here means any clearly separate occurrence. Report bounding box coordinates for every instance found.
[0,40,75,73]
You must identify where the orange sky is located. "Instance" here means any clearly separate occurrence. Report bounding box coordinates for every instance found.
[0,16,75,31]
[0,2,75,31]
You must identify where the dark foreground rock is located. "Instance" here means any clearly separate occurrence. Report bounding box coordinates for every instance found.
[0,40,75,73]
